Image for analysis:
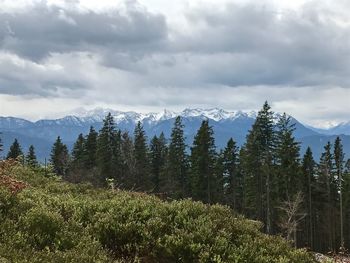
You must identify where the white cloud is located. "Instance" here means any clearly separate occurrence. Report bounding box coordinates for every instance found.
[0,0,350,127]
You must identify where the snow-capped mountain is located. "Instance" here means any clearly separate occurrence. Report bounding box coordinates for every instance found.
[0,108,349,161]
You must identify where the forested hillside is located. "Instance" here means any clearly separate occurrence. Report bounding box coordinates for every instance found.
[0,160,315,262]
[1,102,350,254]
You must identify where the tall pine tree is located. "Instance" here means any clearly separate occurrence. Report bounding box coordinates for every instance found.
[133,121,151,191]
[242,101,275,234]
[83,126,98,170]
[221,138,240,210]
[120,131,136,188]
[26,145,38,168]
[149,133,167,193]
[50,136,69,176]
[71,133,85,168]
[7,139,23,160]
[0,132,3,158]
[301,147,316,249]
[317,142,337,251]
[167,116,189,197]
[275,113,301,200]
[96,113,121,184]
[190,119,217,204]
[334,137,345,248]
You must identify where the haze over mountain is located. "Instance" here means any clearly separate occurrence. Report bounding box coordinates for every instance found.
[1,108,349,161]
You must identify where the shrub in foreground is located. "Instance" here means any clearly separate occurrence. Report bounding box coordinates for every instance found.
[0,163,316,262]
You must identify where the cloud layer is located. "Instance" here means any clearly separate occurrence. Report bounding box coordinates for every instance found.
[0,0,350,126]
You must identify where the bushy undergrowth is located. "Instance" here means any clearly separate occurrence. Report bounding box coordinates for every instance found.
[0,163,316,262]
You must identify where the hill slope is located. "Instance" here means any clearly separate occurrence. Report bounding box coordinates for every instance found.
[0,162,315,263]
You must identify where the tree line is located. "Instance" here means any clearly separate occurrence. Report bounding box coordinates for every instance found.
[1,102,350,253]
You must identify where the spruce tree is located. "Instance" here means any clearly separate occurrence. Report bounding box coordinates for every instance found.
[133,121,151,191]
[26,145,38,168]
[301,147,316,249]
[167,116,188,197]
[318,142,337,251]
[50,136,69,176]
[190,119,217,204]
[7,139,23,160]
[96,113,121,183]
[71,133,85,168]
[0,132,3,158]
[83,126,98,170]
[241,101,275,234]
[149,133,167,193]
[120,132,135,188]
[275,113,301,200]
[334,137,345,248]
[344,159,350,249]
[221,138,240,210]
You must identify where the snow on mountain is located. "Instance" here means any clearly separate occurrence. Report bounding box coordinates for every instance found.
[73,108,257,124]
[1,107,348,161]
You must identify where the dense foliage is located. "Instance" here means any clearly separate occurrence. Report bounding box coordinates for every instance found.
[2,102,350,254]
[0,161,315,262]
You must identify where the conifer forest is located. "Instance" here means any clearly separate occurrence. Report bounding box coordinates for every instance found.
[2,102,349,254]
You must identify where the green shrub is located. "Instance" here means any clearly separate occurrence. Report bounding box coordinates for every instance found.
[0,164,317,262]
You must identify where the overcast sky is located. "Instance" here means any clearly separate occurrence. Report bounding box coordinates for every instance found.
[0,0,350,127]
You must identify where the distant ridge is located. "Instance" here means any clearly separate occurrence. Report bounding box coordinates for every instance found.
[0,108,349,161]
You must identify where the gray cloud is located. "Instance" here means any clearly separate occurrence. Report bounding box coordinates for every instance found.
[0,0,350,125]
[0,1,167,60]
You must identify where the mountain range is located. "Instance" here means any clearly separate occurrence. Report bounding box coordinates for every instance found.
[1,108,350,161]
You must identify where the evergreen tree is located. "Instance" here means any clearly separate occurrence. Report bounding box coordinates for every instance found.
[133,121,151,191]
[7,139,23,160]
[71,133,85,168]
[334,137,345,248]
[96,113,121,183]
[241,101,275,234]
[317,142,337,251]
[167,116,189,197]
[50,136,69,176]
[0,132,3,158]
[344,159,350,249]
[275,113,301,200]
[221,138,240,210]
[83,126,98,170]
[120,132,136,188]
[26,145,38,168]
[301,147,316,249]
[190,119,217,204]
[149,133,168,193]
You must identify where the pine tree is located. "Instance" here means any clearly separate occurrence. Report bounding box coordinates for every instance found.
[301,147,316,249]
[0,132,3,158]
[71,133,85,168]
[96,113,121,183]
[241,101,275,234]
[334,137,345,248]
[221,138,240,210]
[318,142,337,251]
[190,119,217,204]
[344,159,350,249]
[26,145,38,168]
[167,116,189,197]
[7,139,23,160]
[149,133,168,193]
[50,136,69,176]
[83,126,98,170]
[120,131,135,188]
[66,133,86,182]
[275,113,301,200]
[133,121,151,191]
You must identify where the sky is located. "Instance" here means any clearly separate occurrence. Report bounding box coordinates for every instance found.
[0,0,350,127]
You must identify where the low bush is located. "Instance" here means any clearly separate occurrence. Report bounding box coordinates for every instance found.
[0,162,316,262]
